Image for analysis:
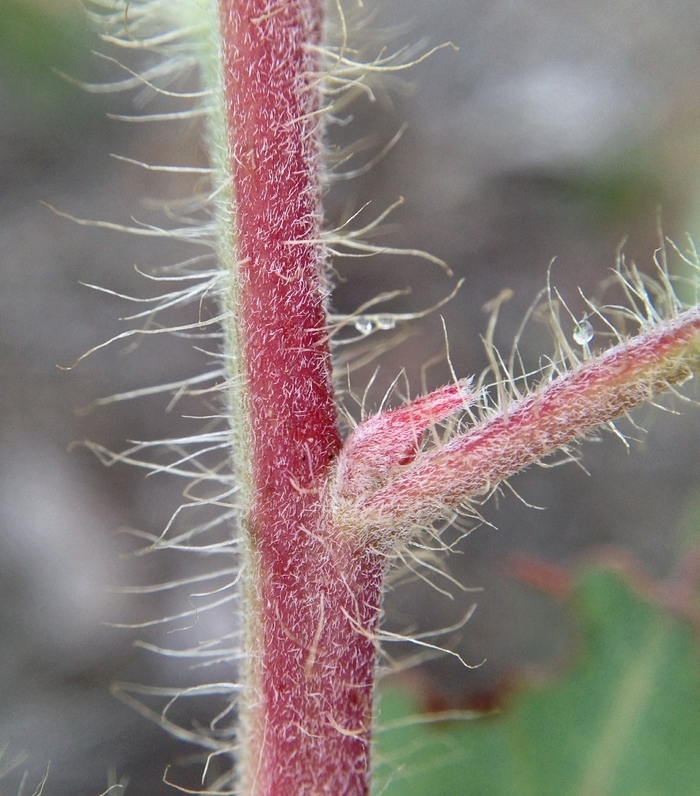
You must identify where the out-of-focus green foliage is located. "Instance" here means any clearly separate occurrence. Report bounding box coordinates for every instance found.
[375,566,700,796]
[519,161,664,227]
[0,0,94,127]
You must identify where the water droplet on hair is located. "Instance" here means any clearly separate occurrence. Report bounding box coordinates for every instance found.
[375,315,396,331]
[354,317,374,335]
[573,319,594,345]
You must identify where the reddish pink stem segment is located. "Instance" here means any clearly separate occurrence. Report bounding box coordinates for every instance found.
[336,380,473,497]
[219,2,382,793]
[344,307,700,536]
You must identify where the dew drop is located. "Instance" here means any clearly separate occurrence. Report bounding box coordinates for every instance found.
[354,317,374,335]
[573,319,594,345]
[375,315,396,331]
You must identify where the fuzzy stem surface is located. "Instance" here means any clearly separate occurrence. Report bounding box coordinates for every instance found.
[335,306,700,539]
[218,2,382,793]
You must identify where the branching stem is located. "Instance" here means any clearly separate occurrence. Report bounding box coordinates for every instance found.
[81,3,700,794]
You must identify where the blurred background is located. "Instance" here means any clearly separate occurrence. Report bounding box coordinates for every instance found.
[2,0,700,793]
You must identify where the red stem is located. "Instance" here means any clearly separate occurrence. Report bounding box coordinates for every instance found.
[219,2,382,793]
[340,306,700,537]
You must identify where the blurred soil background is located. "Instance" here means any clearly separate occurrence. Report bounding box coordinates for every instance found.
[2,0,700,793]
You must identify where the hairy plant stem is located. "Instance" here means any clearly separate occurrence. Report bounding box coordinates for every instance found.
[212,2,700,792]
[218,2,382,793]
[335,304,700,542]
[72,1,700,792]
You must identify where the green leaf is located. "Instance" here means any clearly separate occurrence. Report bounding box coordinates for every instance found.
[374,568,700,796]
